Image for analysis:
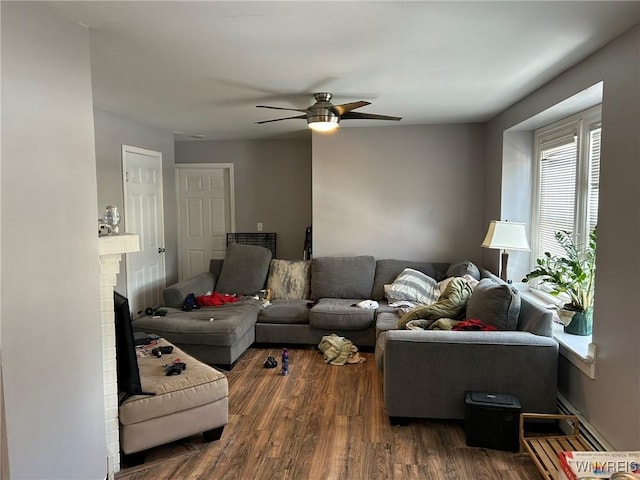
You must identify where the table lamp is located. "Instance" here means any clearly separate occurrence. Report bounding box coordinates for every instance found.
[481,221,530,282]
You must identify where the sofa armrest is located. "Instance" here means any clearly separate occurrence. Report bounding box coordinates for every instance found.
[383,330,558,419]
[162,272,217,308]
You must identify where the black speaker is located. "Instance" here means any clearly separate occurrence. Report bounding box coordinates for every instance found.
[465,392,521,452]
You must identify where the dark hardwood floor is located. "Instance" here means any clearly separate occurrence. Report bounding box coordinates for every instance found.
[116,347,541,480]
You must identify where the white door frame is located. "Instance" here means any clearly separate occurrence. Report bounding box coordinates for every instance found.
[122,144,166,314]
[175,163,235,280]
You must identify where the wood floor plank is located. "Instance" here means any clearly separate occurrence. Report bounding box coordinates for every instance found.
[363,441,394,479]
[116,347,542,480]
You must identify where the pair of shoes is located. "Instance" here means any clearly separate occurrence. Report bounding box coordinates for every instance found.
[263,356,278,368]
[145,307,167,316]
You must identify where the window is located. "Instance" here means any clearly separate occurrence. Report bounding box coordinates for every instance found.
[532,105,601,261]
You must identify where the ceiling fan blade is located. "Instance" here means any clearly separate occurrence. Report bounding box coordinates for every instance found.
[256,105,309,113]
[332,101,371,115]
[341,111,402,121]
[254,114,307,125]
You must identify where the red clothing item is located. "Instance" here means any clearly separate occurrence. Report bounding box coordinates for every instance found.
[452,319,497,331]
[196,291,239,307]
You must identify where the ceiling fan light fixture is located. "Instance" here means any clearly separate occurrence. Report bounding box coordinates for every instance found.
[256,92,400,130]
[308,120,339,132]
[307,113,339,132]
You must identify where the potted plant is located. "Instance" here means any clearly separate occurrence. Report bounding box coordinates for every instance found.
[522,228,596,335]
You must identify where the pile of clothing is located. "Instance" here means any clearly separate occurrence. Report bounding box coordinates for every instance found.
[318,334,366,365]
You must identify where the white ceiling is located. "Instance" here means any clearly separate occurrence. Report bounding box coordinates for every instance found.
[49,1,640,141]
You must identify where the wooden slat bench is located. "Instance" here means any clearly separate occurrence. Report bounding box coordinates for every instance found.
[519,413,592,480]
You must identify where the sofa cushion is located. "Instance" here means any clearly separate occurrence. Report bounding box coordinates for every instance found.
[446,260,481,280]
[374,300,400,315]
[375,311,400,335]
[384,268,439,305]
[309,298,375,331]
[257,299,310,325]
[266,259,311,300]
[310,256,376,299]
[132,299,260,347]
[119,339,228,426]
[466,278,520,330]
[372,259,449,300]
[215,243,272,295]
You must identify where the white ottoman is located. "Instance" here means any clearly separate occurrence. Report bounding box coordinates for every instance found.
[119,339,228,464]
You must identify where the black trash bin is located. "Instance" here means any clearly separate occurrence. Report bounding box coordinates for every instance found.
[465,392,521,452]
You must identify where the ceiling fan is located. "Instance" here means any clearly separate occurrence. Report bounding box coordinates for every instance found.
[255,92,402,132]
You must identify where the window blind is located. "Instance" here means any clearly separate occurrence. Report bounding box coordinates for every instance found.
[533,106,601,261]
[538,139,577,257]
[588,126,601,233]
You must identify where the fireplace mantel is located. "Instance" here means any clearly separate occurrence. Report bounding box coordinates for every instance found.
[98,233,140,478]
[98,233,140,256]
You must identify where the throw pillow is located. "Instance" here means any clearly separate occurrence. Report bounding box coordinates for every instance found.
[215,243,272,295]
[465,278,521,330]
[370,259,447,300]
[384,268,439,305]
[446,261,481,280]
[266,259,311,300]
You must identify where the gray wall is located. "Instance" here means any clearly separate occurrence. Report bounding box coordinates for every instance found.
[1,3,107,478]
[312,124,485,261]
[94,109,179,290]
[175,137,312,260]
[485,25,640,449]
[499,130,534,280]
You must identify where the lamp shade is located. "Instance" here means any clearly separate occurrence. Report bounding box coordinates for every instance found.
[482,221,530,251]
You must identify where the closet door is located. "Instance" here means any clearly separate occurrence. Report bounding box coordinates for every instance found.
[122,145,166,316]
[176,164,235,280]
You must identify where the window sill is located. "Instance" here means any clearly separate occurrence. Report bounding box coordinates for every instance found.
[552,323,596,379]
[514,283,596,379]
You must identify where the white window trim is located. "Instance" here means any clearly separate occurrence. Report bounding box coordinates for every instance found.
[527,104,600,379]
[531,104,602,262]
[553,324,596,379]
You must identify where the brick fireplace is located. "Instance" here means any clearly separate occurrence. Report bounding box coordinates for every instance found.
[98,234,139,478]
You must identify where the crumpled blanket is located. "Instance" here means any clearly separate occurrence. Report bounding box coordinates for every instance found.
[406,318,458,330]
[397,277,473,329]
[318,334,366,365]
[196,291,239,307]
[405,318,497,331]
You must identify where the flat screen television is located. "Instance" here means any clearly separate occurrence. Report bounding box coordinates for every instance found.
[114,291,153,403]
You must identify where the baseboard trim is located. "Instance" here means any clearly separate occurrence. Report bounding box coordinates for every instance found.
[557,392,614,451]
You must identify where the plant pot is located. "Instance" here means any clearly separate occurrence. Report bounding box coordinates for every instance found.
[564,307,593,336]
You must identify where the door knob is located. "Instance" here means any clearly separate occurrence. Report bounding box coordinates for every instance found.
[158,247,166,253]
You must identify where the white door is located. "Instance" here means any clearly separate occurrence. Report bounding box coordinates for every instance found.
[176,164,235,280]
[122,145,166,317]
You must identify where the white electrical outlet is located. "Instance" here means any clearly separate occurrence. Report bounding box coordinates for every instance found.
[257,222,263,231]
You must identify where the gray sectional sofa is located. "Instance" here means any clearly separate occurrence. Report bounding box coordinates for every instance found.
[132,242,559,420]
